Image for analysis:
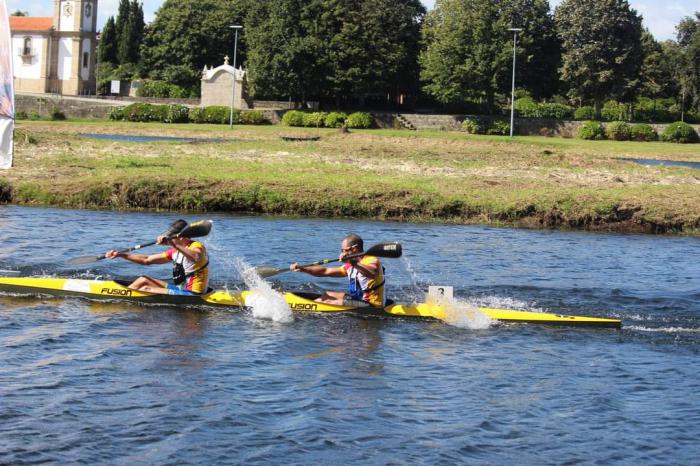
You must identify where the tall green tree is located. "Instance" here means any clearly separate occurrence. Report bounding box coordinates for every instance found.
[555,0,644,114]
[98,16,118,65]
[639,30,677,99]
[319,0,425,104]
[420,0,560,111]
[244,0,424,105]
[116,1,144,66]
[140,0,246,89]
[675,12,700,113]
[115,0,131,47]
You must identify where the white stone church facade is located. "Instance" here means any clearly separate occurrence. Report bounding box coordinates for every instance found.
[10,0,98,95]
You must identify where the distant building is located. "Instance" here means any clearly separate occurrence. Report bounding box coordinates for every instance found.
[201,56,249,108]
[10,0,98,95]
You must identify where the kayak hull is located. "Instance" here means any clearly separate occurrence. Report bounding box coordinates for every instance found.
[0,277,622,328]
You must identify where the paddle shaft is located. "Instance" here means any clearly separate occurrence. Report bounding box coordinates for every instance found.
[67,220,213,265]
[255,242,402,279]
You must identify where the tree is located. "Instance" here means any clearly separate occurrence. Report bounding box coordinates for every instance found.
[98,16,118,66]
[420,0,559,111]
[115,0,131,47]
[322,0,425,104]
[555,0,644,115]
[11,10,28,16]
[639,30,677,99]
[140,0,246,90]
[675,12,700,113]
[116,1,144,66]
[243,0,325,102]
[238,0,425,105]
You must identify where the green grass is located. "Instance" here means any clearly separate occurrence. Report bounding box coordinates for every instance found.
[6,120,699,235]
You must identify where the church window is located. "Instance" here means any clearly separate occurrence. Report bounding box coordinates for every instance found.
[83,52,89,68]
[23,37,32,56]
[85,2,92,18]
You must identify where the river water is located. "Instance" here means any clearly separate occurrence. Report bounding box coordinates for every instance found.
[1,206,698,464]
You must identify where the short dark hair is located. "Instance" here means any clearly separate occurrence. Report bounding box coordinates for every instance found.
[343,234,363,250]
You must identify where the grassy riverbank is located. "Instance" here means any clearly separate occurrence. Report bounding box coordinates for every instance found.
[4,120,700,234]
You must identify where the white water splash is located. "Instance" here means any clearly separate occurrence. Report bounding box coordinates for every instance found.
[233,258,293,323]
[426,295,495,329]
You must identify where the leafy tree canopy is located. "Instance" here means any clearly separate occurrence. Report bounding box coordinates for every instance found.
[141,0,246,90]
[555,0,644,110]
[420,0,560,111]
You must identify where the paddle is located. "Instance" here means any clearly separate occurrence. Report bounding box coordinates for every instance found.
[67,219,212,265]
[255,242,402,279]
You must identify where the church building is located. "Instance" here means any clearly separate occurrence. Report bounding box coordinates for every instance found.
[10,1,98,95]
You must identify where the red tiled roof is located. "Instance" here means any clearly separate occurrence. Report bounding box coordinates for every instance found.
[9,17,53,32]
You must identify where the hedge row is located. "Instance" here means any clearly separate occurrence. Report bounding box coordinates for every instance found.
[577,121,699,143]
[514,97,700,124]
[461,117,511,135]
[281,111,374,129]
[109,103,270,125]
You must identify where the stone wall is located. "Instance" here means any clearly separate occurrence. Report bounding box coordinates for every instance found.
[16,94,118,118]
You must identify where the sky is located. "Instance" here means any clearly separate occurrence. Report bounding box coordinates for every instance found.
[7,0,699,41]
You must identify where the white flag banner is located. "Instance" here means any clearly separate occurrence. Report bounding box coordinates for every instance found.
[0,0,14,169]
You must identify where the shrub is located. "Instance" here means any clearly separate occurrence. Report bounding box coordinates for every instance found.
[574,106,595,120]
[514,97,538,117]
[578,121,606,140]
[602,100,629,121]
[120,103,155,122]
[486,119,510,135]
[138,80,171,98]
[164,104,189,123]
[29,112,42,121]
[537,102,573,119]
[303,112,327,127]
[109,106,125,121]
[605,121,631,141]
[15,111,28,120]
[204,106,233,124]
[324,112,348,128]
[461,117,484,134]
[661,121,699,143]
[240,110,269,125]
[282,110,305,126]
[345,112,373,129]
[634,97,676,122]
[630,123,658,142]
[189,107,206,124]
[138,80,190,99]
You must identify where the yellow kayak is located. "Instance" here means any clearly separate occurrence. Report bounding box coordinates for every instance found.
[0,277,622,328]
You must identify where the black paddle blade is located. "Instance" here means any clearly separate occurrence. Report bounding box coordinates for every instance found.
[365,242,402,258]
[177,220,213,238]
[162,219,187,238]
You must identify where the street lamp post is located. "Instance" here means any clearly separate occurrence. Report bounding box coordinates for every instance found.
[508,28,522,138]
[229,25,243,129]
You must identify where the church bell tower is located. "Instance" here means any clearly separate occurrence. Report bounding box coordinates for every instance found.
[50,1,98,94]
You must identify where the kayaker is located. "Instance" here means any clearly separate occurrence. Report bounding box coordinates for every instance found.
[105,233,209,295]
[290,234,385,307]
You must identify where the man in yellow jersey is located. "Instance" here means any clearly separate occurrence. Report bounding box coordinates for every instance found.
[105,232,209,295]
[290,234,385,307]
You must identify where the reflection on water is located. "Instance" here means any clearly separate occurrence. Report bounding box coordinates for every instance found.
[0,205,699,464]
